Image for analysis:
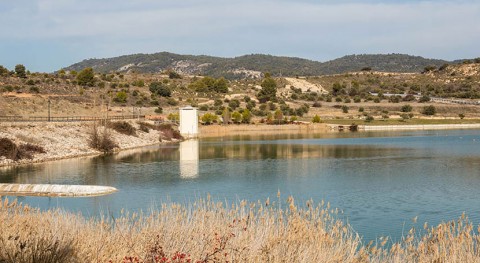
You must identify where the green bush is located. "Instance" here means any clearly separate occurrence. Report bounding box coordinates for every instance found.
[401,104,413,112]
[201,113,218,125]
[76,67,95,86]
[113,91,127,103]
[422,105,436,115]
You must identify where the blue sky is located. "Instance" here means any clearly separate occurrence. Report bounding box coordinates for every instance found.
[0,0,479,72]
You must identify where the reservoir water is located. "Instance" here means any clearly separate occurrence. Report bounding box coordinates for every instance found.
[1,129,480,242]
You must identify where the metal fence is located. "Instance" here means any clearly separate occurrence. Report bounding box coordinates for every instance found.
[0,115,145,122]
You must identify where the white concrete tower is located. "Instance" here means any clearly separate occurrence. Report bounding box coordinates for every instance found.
[179,106,198,138]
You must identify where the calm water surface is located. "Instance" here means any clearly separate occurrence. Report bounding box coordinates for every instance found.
[1,129,480,242]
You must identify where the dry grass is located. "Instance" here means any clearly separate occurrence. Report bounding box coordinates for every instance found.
[1,196,480,263]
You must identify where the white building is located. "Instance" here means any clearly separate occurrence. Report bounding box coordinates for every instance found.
[179,106,198,138]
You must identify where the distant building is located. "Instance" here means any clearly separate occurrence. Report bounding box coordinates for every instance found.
[179,106,198,138]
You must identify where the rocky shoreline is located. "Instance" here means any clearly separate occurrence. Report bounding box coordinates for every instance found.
[0,121,167,167]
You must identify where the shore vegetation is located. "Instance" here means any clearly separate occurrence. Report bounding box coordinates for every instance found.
[1,196,479,263]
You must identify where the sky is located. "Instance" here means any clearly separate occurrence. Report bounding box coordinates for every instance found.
[0,0,479,72]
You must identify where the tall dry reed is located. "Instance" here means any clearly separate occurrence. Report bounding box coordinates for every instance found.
[1,195,480,263]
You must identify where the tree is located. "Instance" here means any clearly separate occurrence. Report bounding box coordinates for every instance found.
[149,82,171,97]
[257,76,277,103]
[201,113,218,125]
[222,108,231,124]
[459,113,465,119]
[0,65,9,76]
[231,111,242,124]
[312,115,321,123]
[213,77,228,93]
[167,113,179,123]
[168,70,182,79]
[242,109,252,124]
[422,105,436,115]
[274,109,283,124]
[15,64,26,78]
[76,67,95,86]
[113,91,127,103]
[228,99,240,110]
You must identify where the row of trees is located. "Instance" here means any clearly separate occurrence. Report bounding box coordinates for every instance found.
[0,64,27,78]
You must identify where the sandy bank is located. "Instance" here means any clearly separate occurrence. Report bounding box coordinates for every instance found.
[0,121,164,167]
[199,123,329,138]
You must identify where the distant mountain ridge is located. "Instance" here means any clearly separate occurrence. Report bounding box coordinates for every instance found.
[63,52,451,78]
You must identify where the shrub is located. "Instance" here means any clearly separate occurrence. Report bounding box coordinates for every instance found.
[459,113,465,119]
[113,91,128,103]
[231,111,242,124]
[168,71,182,79]
[419,95,431,103]
[158,123,182,141]
[201,113,218,125]
[358,107,364,112]
[76,67,95,86]
[154,107,163,114]
[29,86,40,93]
[312,115,322,123]
[228,99,240,110]
[422,105,436,115]
[400,113,411,121]
[167,113,179,122]
[312,101,322,108]
[0,138,19,160]
[137,121,155,133]
[88,123,118,153]
[342,105,349,113]
[199,105,209,111]
[0,138,45,161]
[242,109,252,124]
[149,82,171,97]
[365,115,374,122]
[401,104,413,112]
[109,121,137,136]
[167,98,178,106]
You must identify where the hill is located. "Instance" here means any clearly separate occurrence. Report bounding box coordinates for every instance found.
[63,52,450,78]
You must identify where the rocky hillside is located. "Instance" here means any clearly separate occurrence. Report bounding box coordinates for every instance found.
[63,52,451,78]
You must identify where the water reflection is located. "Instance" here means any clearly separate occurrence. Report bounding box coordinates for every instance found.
[1,129,480,243]
[179,140,199,178]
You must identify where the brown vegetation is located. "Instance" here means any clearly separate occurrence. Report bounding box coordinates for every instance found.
[1,197,480,263]
[0,138,46,161]
[157,123,182,141]
[108,121,137,136]
[88,122,118,153]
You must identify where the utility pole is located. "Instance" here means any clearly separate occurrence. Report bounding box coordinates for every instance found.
[48,97,51,122]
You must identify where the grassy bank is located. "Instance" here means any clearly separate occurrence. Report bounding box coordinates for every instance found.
[1,197,479,263]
